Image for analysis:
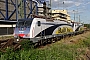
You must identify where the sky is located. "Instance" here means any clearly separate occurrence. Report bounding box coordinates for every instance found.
[46,0,90,24]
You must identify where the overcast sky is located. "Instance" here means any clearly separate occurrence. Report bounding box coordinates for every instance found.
[46,0,90,24]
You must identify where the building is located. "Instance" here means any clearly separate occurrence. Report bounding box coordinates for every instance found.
[51,10,71,21]
[37,2,51,17]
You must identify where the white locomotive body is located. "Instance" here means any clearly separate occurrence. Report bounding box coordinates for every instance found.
[14,18,83,39]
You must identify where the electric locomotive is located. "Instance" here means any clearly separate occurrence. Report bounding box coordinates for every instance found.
[13,17,84,39]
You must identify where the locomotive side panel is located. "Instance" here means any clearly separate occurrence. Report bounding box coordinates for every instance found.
[53,25,73,34]
[34,19,54,37]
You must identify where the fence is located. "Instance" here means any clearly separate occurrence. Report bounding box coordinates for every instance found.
[0,27,14,35]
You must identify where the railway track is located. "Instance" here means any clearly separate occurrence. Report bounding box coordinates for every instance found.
[0,38,21,52]
[0,30,87,52]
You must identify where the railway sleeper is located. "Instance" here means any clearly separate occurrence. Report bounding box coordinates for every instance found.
[0,40,8,43]
[1,39,14,49]
[14,44,21,51]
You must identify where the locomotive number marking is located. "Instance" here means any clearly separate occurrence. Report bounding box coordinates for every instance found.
[19,31,24,34]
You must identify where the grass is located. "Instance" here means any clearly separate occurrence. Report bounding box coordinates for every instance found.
[0,34,90,60]
[0,36,14,40]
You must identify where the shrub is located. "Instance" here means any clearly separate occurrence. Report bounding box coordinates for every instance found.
[20,40,34,50]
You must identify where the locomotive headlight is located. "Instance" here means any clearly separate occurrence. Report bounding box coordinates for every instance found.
[17,39,19,41]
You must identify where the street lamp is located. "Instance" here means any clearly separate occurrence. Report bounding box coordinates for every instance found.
[73,10,75,21]
[63,1,64,11]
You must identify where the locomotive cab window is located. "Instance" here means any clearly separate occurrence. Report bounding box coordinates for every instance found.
[37,21,41,26]
[16,19,33,27]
